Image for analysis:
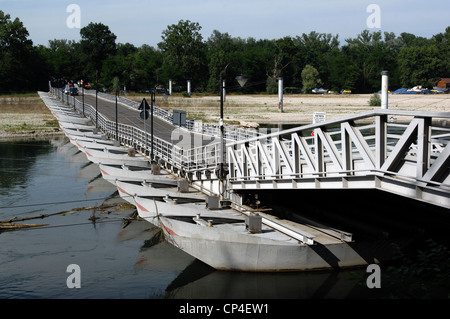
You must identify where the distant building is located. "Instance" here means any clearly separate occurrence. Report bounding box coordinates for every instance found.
[436,78,450,89]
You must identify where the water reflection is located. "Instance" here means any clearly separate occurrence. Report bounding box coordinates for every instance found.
[0,139,55,194]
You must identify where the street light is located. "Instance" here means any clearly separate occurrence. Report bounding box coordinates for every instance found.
[115,89,119,142]
[235,74,249,88]
[150,87,155,161]
[218,63,248,184]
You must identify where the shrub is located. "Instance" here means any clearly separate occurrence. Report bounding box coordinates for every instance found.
[369,93,381,106]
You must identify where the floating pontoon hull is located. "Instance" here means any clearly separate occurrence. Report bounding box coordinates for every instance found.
[99,164,171,183]
[81,148,151,168]
[157,215,376,272]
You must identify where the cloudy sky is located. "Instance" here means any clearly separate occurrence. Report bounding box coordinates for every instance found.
[1,0,449,47]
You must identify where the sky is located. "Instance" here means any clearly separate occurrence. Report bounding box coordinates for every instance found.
[1,0,449,47]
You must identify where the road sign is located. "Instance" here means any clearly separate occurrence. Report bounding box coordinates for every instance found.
[140,110,149,120]
[138,98,150,110]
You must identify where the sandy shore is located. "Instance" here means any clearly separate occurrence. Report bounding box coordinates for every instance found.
[0,96,62,139]
[132,93,450,126]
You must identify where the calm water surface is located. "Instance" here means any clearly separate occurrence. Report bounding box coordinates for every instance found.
[0,137,375,299]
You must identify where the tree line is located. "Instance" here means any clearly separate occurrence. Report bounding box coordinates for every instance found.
[1,11,449,94]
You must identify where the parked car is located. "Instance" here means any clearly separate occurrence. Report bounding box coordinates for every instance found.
[69,87,78,96]
[150,88,167,94]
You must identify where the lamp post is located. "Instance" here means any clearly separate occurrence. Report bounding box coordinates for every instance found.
[94,89,98,128]
[95,70,99,128]
[218,63,248,187]
[115,89,119,142]
[150,87,155,161]
[82,81,85,116]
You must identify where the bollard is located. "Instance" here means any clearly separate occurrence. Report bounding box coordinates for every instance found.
[278,77,283,112]
[381,71,389,109]
[151,162,160,175]
[177,180,189,193]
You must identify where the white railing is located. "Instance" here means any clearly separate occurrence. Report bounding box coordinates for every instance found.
[50,86,223,173]
[82,88,260,142]
[227,109,450,208]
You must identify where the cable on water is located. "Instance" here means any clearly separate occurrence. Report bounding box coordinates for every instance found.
[1,217,129,233]
[0,195,122,210]
[1,198,139,232]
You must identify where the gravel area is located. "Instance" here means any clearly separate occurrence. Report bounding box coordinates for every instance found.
[132,93,450,126]
[0,96,62,139]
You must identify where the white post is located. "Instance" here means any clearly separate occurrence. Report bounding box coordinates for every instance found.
[278,77,283,112]
[187,80,191,97]
[222,80,226,102]
[169,79,172,95]
[381,71,389,109]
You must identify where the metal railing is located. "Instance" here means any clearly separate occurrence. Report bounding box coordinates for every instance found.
[82,88,260,141]
[49,87,223,174]
[226,109,450,208]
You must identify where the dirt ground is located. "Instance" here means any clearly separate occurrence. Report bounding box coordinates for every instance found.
[131,93,450,126]
[0,96,60,138]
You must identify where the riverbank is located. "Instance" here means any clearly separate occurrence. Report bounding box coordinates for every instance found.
[0,95,62,139]
[1,93,449,138]
[129,92,450,126]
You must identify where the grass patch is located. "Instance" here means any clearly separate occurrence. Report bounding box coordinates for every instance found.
[0,98,51,114]
[0,97,60,134]
[0,92,39,98]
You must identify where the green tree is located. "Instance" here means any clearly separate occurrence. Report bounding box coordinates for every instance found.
[79,22,117,84]
[297,31,339,87]
[240,38,277,93]
[206,30,240,92]
[158,20,207,90]
[325,47,359,92]
[398,44,442,88]
[432,26,450,77]
[0,10,36,92]
[46,39,81,82]
[344,30,402,92]
[269,36,301,87]
[301,65,322,93]
[101,42,137,91]
[132,44,163,90]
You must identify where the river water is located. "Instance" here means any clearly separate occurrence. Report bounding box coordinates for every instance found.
[0,137,401,299]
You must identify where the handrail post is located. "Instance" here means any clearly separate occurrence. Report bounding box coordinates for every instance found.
[375,114,387,169]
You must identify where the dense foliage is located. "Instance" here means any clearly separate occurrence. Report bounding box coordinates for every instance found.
[1,11,449,94]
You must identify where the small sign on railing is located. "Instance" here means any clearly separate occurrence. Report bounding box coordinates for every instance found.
[313,112,326,124]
